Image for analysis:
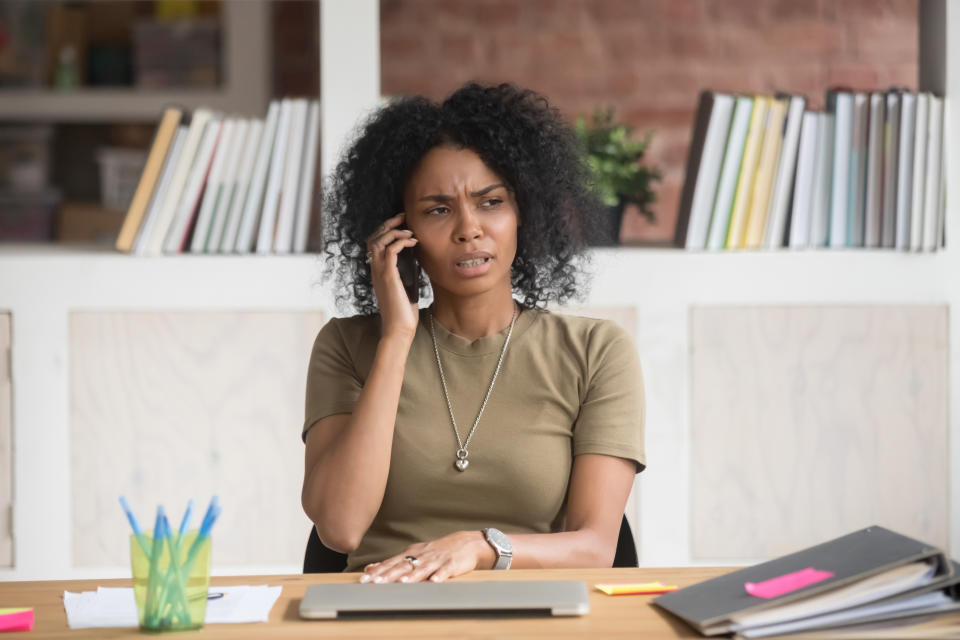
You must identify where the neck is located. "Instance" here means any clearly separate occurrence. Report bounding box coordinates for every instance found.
[430,285,517,341]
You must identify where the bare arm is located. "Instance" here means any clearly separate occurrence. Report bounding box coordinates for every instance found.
[301,335,413,553]
[301,213,419,553]
[361,453,637,582]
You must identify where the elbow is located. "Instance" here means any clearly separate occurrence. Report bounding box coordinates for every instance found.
[302,498,363,554]
[314,524,360,554]
[314,523,361,555]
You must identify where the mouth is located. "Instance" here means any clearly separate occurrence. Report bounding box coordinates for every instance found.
[453,253,494,277]
[456,257,491,268]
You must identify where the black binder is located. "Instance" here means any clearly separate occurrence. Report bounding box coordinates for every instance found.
[652,526,954,636]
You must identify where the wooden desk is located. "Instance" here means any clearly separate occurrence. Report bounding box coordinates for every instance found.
[2,567,732,638]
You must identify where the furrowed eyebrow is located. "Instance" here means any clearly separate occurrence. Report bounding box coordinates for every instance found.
[418,183,506,202]
[470,183,506,197]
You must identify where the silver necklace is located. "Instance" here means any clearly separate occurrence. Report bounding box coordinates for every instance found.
[429,303,519,472]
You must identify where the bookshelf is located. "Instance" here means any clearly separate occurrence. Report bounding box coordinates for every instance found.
[0,1,270,122]
[0,0,957,580]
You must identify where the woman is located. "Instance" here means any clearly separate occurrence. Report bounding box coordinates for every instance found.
[301,83,645,583]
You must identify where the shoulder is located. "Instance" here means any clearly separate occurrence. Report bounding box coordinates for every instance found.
[531,310,635,352]
[313,313,382,354]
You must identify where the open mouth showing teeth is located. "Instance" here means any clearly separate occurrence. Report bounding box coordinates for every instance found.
[458,258,490,267]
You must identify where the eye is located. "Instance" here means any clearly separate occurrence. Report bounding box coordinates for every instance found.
[426,205,450,215]
[481,198,503,208]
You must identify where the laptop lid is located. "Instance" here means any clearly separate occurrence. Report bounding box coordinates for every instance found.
[299,580,590,619]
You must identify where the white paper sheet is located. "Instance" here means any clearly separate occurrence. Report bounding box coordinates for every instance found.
[63,585,282,629]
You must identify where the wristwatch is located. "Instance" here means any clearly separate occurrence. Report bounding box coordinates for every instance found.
[482,527,513,570]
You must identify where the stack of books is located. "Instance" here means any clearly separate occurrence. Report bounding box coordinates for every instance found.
[654,526,960,638]
[676,89,946,252]
[115,98,320,256]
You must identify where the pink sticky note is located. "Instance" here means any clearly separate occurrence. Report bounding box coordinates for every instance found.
[745,568,834,599]
[0,607,34,632]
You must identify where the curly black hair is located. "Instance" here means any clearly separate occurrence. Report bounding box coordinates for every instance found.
[322,82,607,315]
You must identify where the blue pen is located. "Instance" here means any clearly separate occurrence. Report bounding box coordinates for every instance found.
[182,502,221,576]
[119,496,150,556]
[178,499,194,538]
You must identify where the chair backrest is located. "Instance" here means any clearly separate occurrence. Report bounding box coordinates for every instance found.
[303,515,639,573]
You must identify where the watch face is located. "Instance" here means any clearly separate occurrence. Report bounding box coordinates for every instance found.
[485,528,511,552]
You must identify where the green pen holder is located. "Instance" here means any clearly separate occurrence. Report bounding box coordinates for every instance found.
[130,531,211,633]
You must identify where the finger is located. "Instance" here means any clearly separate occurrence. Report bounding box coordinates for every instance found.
[367,228,414,253]
[383,237,418,258]
[402,555,448,583]
[427,558,458,583]
[358,562,380,582]
[370,544,431,583]
[366,213,407,243]
[361,556,406,583]
[381,554,437,583]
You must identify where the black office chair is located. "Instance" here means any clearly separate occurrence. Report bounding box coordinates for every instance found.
[303,515,639,573]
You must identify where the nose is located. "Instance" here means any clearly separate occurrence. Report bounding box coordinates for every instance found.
[453,206,482,243]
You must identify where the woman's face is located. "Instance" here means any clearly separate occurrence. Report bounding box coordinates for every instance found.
[402,145,519,300]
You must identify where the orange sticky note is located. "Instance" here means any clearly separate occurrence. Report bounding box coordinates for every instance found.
[595,582,679,595]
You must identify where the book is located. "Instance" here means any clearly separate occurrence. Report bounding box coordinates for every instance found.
[236,101,281,253]
[788,111,819,249]
[206,118,250,252]
[895,91,917,250]
[675,91,728,249]
[219,118,264,253]
[881,90,901,248]
[132,125,187,256]
[143,108,213,256]
[707,96,753,251]
[863,93,885,248]
[764,94,806,249]
[809,111,833,248]
[162,116,222,253]
[910,92,930,252]
[652,526,954,637]
[922,95,944,252]
[188,117,235,253]
[848,92,868,247]
[678,91,735,250]
[726,96,770,249]
[828,90,853,248]
[256,98,294,254]
[293,99,321,254]
[115,107,182,252]
[274,98,309,254]
[743,95,788,249]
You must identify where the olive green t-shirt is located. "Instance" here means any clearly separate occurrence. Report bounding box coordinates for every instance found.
[302,306,645,572]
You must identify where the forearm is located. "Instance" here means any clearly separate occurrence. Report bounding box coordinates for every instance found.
[304,336,411,549]
[470,528,615,571]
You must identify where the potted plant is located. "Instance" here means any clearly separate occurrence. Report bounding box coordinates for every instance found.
[575,108,660,246]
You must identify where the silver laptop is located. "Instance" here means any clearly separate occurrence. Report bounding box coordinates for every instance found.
[299,580,590,619]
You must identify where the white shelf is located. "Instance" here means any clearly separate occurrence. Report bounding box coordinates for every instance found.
[1,245,955,311]
[0,1,269,122]
[0,89,263,122]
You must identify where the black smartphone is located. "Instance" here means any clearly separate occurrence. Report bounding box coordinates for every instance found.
[396,225,420,303]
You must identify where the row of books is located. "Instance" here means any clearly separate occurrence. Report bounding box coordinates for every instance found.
[676,88,946,252]
[115,98,320,255]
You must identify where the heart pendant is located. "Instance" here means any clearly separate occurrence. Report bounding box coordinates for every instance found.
[454,459,469,472]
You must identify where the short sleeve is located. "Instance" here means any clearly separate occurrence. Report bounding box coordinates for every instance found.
[572,321,646,472]
[302,317,363,441]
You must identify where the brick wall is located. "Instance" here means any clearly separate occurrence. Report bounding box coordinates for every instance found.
[379,0,919,244]
[272,0,319,98]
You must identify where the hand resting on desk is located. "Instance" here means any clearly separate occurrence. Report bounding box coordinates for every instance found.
[360,530,496,584]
